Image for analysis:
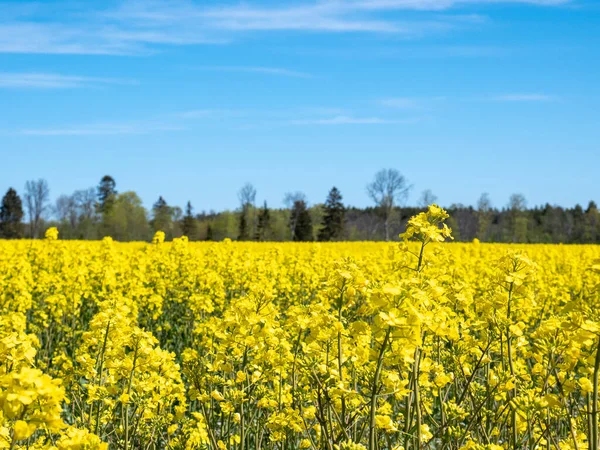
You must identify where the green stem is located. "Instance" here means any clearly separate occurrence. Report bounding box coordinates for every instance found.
[417,242,426,274]
[413,347,422,450]
[506,282,517,450]
[592,336,600,450]
[124,340,139,450]
[338,296,346,429]
[369,328,391,450]
[94,320,111,435]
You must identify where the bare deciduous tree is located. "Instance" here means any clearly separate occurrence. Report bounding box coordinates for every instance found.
[418,189,438,208]
[238,183,257,240]
[73,188,97,221]
[477,193,492,213]
[507,193,528,242]
[238,183,257,208]
[476,192,493,240]
[55,195,78,229]
[283,191,306,209]
[508,193,527,211]
[366,169,411,241]
[24,179,50,238]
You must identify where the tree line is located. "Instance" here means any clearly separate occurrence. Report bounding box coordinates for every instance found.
[1,171,599,243]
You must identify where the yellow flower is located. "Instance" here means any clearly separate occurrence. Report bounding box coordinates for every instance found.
[152,230,165,244]
[211,390,225,401]
[300,439,312,448]
[580,378,593,393]
[12,420,35,440]
[45,227,59,240]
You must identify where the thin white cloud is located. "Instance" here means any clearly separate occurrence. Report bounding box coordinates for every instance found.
[16,122,185,136]
[0,21,225,56]
[177,109,247,119]
[381,97,429,109]
[8,107,250,136]
[0,72,135,88]
[287,115,418,125]
[351,0,570,9]
[0,0,572,55]
[489,93,556,102]
[380,96,449,110]
[197,66,314,78]
[381,93,556,107]
[0,23,133,55]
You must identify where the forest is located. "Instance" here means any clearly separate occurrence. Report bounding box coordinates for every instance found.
[1,171,599,243]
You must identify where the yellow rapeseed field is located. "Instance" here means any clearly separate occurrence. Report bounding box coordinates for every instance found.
[2,206,600,450]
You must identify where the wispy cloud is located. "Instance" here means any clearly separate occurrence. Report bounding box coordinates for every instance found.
[176,109,247,119]
[0,72,135,88]
[488,93,557,102]
[196,66,314,78]
[380,97,423,109]
[10,107,251,136]
[347,0,570,11]
[0,21,226,56]
[286,115,418,125]
[380,96,448,109]
[0,0,572,55]
[381,93,556,108]
[15,122,185,136]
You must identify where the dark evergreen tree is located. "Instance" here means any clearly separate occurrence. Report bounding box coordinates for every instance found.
[587,201,598,214]
[238,211,250,241]
[584,201,600,243]
[151,196,173,236]
[97,175,117,214]
[255,201,271,241]
[182,201,197,239]
[571,204,585,243]
[0,188,24,239]
[206,224,214,241]
[153,196,167,211]
[318,187,345,241]
[290,200,313,241]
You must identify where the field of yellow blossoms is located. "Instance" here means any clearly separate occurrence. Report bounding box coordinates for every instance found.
[2,206,600,450]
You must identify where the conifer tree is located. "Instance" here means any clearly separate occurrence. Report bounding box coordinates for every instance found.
[238,211,250,241]
[97,176,117,236]
[97,175,117,215]
[290,200,313,241]
[152,196,173,237]
[255,201,271,241]
[318,187,345,241]
[182,201,197,239]
[0,188,24,239]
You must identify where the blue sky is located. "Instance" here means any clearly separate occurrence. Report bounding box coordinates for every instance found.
[0,0,598,213]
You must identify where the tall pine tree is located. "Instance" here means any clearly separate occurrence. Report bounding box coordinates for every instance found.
[182,201,198,239]
[318,187,345,241]
[97,175,117,214]
[290,200,313,241]
[0,188,24,239]
[255,201,271,241]
[151,196,173,236]
[238,211,250,241]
